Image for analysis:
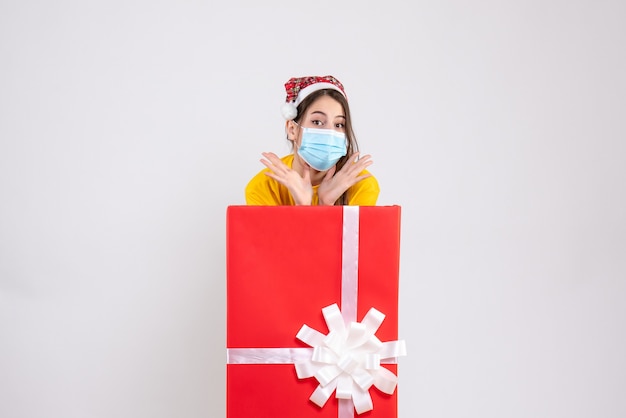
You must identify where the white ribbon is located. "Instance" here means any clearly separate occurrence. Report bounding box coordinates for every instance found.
[226,206,406,417]
[227,347,313,364]
[341,206,360,324]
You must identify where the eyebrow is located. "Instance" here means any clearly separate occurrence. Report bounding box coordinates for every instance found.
[310,110,346,119]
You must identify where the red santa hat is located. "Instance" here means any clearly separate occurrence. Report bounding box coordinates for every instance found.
[280,75,347,120]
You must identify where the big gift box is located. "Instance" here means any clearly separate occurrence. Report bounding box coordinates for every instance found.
[226,206,405,418]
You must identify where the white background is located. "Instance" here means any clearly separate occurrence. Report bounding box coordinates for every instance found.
[1,1,625,417]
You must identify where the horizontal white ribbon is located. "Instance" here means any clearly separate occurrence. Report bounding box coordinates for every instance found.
[227,347,313,364]
[226,347,400,365]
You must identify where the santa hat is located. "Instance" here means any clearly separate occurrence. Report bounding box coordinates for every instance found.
[280,75,347,120]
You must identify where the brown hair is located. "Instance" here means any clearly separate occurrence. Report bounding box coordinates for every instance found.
[293,89,359,205]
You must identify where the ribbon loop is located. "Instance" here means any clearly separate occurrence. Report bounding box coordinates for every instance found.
[323,303,347,334]
[345,322,369,349]
[363,353,381,370]
[310,381,337,408]
[361,307,385,333]
[373,366,399,395]
[379,340,407,359]
[352,386,374,414]
[351,368,375,391]
[297,324,326,347]
[295,360,319,379]
[337,353,359,374]
[324,331,346,354]
[336,375,354,399]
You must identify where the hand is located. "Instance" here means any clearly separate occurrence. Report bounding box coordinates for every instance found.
[318,153,373,205]
[260,152,313,205]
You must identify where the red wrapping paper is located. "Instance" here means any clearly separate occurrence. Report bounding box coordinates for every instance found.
[226,206,401,417]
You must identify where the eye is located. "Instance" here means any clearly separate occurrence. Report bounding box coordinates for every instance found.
[312,119,324,126]
[335,122,345,129]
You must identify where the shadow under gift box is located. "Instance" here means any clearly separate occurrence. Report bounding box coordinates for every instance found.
[226,205,402,418]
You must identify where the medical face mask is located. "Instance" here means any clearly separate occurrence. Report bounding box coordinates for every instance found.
[297,127,347,171]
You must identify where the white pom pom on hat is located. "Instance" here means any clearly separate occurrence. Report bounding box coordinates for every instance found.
[280,102,298,120]
[281,75,347,120]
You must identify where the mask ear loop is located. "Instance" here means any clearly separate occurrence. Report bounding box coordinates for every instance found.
[286,120,303,140]
[285,120,303,153]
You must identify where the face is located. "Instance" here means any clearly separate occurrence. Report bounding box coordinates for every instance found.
[286,94,346,148]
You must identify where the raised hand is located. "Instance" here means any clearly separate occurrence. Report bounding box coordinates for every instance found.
[261,152,313,205]
[317,153,373,205]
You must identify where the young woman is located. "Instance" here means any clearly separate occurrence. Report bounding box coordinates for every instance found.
[245,75,379,205]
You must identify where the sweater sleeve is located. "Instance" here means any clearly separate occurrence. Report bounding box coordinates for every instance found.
[245,170,277,205]
[346,173,380,206]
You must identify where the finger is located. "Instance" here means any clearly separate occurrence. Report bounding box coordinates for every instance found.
[261,158,285,174]
[261,153,275,167]
[323,165,337,181]
[351,154,373,171]
[343,152,368,167]
[353,173,372,183]
[347,152,360,163]
[264,171,280,181]
[341,156,372,176]
[260,159,273,170]
[355,158,373,171]
[262,153,292,174]
[262,152,283,165]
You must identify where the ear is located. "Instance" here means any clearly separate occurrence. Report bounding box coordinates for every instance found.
[285,120,299,142]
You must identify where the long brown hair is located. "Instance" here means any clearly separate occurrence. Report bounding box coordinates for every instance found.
[293,89,359,205]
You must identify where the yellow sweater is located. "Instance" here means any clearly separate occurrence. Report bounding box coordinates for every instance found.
[245,154,379,205]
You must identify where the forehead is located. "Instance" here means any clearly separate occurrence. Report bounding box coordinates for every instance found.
[305,95,345,117]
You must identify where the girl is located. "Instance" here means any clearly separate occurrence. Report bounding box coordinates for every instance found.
[245,75,379,205]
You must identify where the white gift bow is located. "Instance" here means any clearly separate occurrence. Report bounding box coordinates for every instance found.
[295,303,407,415]
[226,206,407,417]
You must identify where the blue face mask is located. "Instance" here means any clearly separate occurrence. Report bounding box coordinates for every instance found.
[297,127,347,171]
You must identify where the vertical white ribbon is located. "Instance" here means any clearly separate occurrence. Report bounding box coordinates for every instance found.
[341,206,359,325]
[339,205,360,418]
[339,398,355,418]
